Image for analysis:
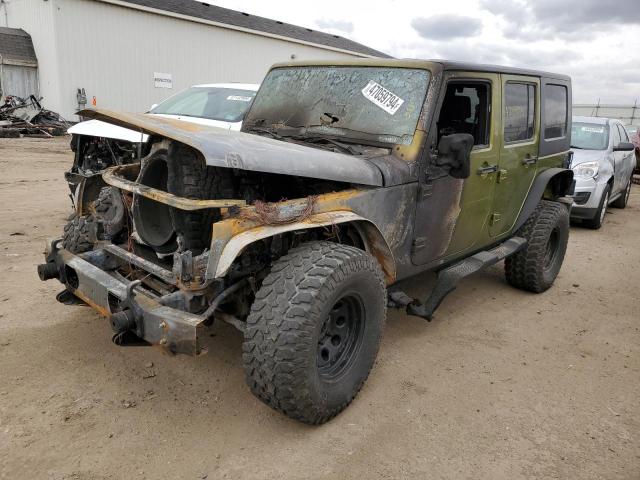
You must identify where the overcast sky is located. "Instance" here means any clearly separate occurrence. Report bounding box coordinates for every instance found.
[211,0,640,105]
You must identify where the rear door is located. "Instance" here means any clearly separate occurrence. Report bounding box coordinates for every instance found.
[489,75,540,237]
[615,123,634,190]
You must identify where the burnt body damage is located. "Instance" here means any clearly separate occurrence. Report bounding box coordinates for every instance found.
[39,59,575,425]
[79,109,414,187]
[66,133,144,214]
[42,111,411,356]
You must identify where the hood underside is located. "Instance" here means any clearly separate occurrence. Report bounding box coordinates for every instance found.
[79,109,384,187]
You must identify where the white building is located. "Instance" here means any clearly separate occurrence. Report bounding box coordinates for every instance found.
[1,0,388,120]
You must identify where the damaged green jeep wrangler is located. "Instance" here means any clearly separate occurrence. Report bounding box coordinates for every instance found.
[38,60,574,424]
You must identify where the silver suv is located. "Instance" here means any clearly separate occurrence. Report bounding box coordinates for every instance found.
[570,116,635,229]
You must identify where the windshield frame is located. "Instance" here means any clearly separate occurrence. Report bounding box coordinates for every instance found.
[243,65,431,146]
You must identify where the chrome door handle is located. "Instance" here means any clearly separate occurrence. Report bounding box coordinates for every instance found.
[477,164,498,175]
[522,155,538,166]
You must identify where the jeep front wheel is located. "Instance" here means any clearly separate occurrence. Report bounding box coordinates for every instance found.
[505,200,569,293]
[242,241,386,424]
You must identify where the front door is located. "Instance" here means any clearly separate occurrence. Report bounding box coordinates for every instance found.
[489,75,541,237]
[411,73,499,266]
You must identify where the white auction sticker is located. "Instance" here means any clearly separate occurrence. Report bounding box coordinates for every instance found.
[581,126,604,133]
[361,80,404,115]
[227,95,253,102]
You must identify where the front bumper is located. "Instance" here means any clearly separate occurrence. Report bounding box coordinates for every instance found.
[38,239,207,355]
[570,176,607,219]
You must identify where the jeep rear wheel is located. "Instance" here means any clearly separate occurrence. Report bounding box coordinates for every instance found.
[242,241,386,424]
[505,200,569,293]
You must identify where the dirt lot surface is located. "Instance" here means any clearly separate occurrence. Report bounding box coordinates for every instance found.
[1,137,639,480]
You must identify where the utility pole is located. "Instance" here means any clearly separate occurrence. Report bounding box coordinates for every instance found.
[0,0,8,28]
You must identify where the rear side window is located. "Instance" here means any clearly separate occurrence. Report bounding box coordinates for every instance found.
[544,85,568,139]
[504,83,535,142]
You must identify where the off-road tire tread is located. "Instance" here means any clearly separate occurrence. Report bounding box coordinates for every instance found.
[505,200,569,293]
[62,214,97,254]
[242,241,386,425]
[168,145,235,249]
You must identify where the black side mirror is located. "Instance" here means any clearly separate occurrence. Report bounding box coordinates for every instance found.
[613,141,635,152]
[435,133,474,179]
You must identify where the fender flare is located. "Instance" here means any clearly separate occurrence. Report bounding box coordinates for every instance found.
[211,211,397,284]
[513,167,574,232]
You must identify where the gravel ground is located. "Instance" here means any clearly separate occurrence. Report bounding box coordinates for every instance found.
[0,137,638,480]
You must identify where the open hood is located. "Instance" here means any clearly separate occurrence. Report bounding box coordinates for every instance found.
[79,109,384,187]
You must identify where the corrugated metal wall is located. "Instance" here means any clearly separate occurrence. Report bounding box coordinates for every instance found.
[5,0,62,113]
[9,0,362,120]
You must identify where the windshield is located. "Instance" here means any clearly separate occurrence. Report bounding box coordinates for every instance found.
[244,66,430,144]
[150,87,256,122]
[571,122,609,150]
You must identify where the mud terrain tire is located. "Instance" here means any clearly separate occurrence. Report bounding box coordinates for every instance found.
[243,241,386,424]
[62,215,98,254]
[505,200,569,293]
[93,186,125,240]
[167,143,235,251]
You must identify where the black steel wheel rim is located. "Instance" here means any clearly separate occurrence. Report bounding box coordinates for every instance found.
[317,294,364,380]
[544,228,560,270]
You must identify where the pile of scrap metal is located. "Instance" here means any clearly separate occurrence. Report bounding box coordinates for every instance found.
[0,95,68,138]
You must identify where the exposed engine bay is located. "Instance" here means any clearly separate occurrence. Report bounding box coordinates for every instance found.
[72,139,363,322]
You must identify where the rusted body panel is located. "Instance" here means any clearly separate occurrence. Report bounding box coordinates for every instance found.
[43,240,208,355]
[103,164,246,210]
[80,109,385,187]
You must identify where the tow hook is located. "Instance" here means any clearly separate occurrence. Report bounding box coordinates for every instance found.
[37,262,59,281]
[110,309,136,333]
[109,280,150,347]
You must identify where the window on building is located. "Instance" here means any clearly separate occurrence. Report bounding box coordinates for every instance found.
[504,83,536,142]
[544,84,568,139]
[437,82,491,147]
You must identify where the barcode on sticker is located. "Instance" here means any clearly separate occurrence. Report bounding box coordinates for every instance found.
[361,81,404,115]
[227,95,253,102]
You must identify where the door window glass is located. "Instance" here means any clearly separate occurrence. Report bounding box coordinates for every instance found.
[504,83,536,142]
[437,82,491,147]
[544,85,568,139]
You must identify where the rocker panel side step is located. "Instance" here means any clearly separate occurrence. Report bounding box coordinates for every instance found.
[405,237,526,320]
